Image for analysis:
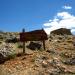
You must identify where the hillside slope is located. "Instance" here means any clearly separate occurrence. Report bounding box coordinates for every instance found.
[0,30,75,75]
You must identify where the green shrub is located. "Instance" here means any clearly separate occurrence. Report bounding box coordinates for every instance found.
[0,41,2,44]
[17,43,23,48]
[7,54,16,60]
[5,37,19,43]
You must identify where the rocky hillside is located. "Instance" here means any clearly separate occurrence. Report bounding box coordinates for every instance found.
[0,28,75,75]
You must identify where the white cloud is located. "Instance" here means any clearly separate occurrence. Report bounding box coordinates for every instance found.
[44,12,75,35]
[62,5,72,10]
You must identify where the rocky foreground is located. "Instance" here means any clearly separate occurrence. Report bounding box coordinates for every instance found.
[0,28,75,75]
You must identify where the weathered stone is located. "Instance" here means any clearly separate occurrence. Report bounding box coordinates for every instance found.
[64,58,75,65]
[50,28,72,35]
[42,61,48,68]
[0,43,16,63]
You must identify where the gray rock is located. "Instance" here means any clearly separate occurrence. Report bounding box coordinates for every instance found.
[64,58,75,65]
[42,60,48,68]
[0,43,16,63]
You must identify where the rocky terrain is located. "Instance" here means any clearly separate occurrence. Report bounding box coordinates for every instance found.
[0,28,75,75]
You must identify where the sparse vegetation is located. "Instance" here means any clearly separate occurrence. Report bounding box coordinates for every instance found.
[5,37,19,43]
[7,53,16,60]
[0,41,2,44]
[0,28,75,75]
[17,43,23,48]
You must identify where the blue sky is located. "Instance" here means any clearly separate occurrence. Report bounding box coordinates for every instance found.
[0,0,75,34]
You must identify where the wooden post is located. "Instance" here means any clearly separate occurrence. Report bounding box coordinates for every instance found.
[42,28,46,50]
[23,42,25,53]
[22,29,25,54]
[43,40,45,50]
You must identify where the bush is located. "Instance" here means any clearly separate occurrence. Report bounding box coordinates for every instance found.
[7,54,16,60]
[17,43,23,48]
[0,42,2,44]
[5,37,19,43]
[27,42,41,50]
[0,53,5,64]
[0,35,3,41]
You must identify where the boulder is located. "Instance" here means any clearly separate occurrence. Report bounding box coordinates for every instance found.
[0,43,16,63]
[50,28,72,35]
